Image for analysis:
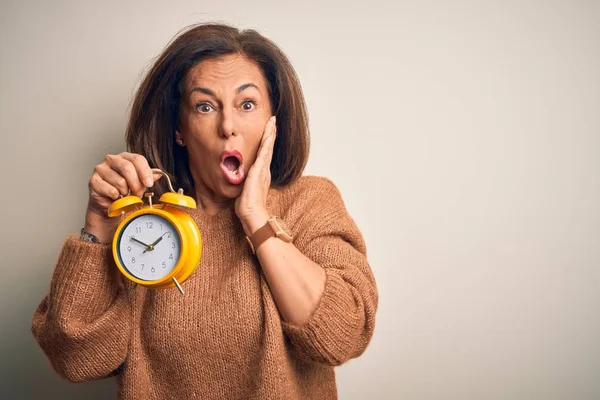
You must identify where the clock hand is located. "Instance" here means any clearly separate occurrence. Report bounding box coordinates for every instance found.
[143,232,169,253]
[130,236,152,250]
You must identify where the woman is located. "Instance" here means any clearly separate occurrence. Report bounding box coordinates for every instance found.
[32,23,378,399]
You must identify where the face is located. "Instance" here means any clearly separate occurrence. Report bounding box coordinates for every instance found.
[177,54,273,202]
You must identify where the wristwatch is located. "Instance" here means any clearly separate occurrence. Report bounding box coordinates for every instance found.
[245,216,293,254]
[80,228,104,244]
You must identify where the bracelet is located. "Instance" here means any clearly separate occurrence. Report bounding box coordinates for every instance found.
[80,228,104,244]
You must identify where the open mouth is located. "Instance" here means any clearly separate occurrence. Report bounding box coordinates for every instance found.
[223,156,240,174]
[220,150,246,185]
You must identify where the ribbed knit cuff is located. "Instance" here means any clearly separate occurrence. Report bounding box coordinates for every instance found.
[48,235,122,322]
[281,270,364,366]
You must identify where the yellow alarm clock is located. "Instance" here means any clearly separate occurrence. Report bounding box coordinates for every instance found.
[107,169,202,295]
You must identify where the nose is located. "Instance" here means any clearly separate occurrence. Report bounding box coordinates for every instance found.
[219,107,238,139]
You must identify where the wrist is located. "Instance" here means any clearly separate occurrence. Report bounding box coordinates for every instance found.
[84,209,118,243]
[241,210,270,237]
[80,228,104,244]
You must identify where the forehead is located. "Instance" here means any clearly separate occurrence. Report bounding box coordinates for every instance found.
[184,54,267,93]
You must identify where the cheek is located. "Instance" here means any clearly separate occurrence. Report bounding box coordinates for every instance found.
[244,115,268,143]
[185,117,217,148]
[243,126,265,164]
[184,122,220,170]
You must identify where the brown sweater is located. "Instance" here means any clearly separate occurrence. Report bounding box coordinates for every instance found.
[31,176,378,399]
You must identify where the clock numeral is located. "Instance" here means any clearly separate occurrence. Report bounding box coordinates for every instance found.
[136,227,142,234]
[141,264,144,270]
[160,224,163,231]
[162,261,167,268]
[171,242,176,248]
[168,232,172,238]
[146,222,153,229]
[151,267,156,273]
[131,257,135,264]
[169,254,173,260]
[127,246,131,252]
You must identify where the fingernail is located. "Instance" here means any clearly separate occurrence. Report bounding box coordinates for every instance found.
[145,177,154,187]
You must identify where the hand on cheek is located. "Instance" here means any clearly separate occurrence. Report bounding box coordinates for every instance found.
[235,116,277,236]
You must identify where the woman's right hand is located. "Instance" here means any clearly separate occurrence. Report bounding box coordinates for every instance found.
[84,152,159,243]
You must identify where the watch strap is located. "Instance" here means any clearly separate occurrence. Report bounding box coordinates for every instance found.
[246,222,275,255]
[245,216,293,255]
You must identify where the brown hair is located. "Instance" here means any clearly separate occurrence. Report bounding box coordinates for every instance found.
[125,23,310,197]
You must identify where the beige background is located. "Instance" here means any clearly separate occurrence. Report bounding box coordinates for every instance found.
[1,0,599,399]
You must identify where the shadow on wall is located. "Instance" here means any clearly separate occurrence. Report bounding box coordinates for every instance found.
[0,118,131,398]
[0,252,117,399]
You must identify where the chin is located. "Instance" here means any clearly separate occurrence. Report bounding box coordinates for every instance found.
[219,182,244,199]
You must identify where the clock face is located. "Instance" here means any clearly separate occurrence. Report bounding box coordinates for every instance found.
[117,213,181,281]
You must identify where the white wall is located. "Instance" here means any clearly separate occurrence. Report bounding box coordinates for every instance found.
[1,0,599,398]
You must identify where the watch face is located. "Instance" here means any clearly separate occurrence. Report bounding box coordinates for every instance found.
[116,214,181,281]
[272,216,288,232]
[272,216,293,241]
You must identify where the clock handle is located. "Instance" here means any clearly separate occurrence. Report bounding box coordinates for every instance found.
[152,168,197,208]
[151,169,176,193]
[172,277,184,295]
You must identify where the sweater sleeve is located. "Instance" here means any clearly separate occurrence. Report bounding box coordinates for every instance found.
[31,235,131,382]
[281,177,378,366]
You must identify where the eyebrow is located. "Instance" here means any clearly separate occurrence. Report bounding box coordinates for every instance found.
[235,83,259,94]
[189,83,260,98]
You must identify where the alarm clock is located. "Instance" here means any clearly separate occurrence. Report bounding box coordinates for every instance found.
[107,168,202,295]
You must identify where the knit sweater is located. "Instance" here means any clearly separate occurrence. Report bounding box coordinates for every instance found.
[31,175,378,399]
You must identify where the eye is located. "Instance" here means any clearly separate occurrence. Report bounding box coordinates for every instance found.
[241,100,256,111]
[196,103,214,113]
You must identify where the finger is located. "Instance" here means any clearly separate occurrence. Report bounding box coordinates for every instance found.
[120,152,155,188]
[89,173,121,200]
[254,117,277,170]
[104,154,145,194]
[262,117,277,167]
[94,164,130,195]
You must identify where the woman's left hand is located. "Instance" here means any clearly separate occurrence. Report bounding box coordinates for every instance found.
[235,116,277,236]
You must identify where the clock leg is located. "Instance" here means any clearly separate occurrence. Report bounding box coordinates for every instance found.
[172,277,184,295]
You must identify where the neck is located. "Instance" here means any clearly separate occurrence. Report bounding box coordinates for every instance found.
[192,180,235,216]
